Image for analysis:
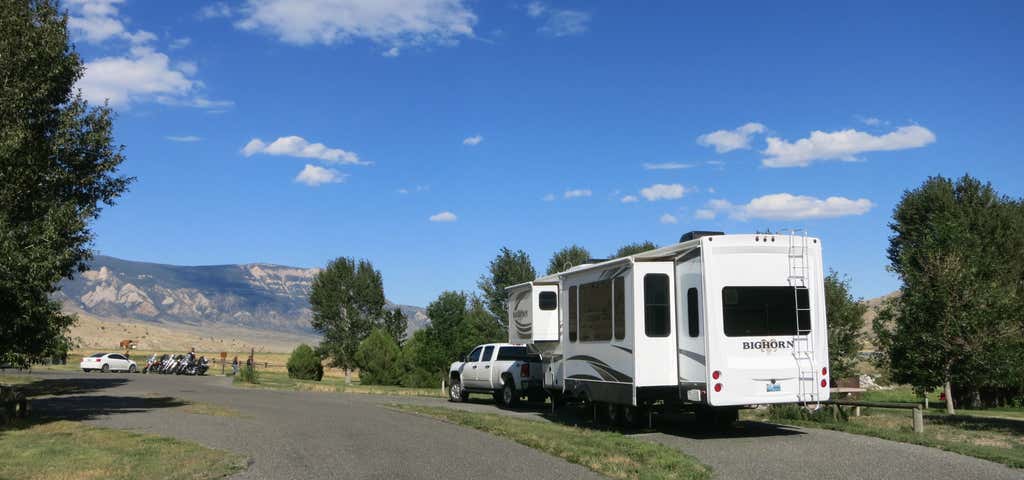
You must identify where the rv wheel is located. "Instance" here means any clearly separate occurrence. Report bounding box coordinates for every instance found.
[623,406,646,429]
[606,403,622,426]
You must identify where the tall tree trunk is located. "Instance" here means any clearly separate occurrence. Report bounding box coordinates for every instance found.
[944,381,955,415]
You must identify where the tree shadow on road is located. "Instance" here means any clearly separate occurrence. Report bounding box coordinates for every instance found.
[18,377,130,398]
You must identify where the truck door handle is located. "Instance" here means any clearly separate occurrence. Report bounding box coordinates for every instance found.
[471,366,477,369]
[485,365,490,368]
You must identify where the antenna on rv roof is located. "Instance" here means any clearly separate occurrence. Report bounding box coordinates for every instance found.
[679,231,725,243]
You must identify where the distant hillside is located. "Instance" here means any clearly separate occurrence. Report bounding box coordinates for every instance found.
[57,255,429,338]
[860,290,901,350]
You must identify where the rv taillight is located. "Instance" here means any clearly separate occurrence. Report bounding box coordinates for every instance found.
[712,370,721,380]
[821,379,827,388]
[713,383,722,392]
[520,363,530,377]
[821,367,828,376]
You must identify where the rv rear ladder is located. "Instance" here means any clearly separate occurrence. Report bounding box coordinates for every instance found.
[786,230,818,404]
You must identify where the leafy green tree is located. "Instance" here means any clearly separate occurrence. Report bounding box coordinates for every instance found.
[309,257,387,384]
[546,245,591,275]
[382,307,408,345]
[477,247,536,330]
[286,344,324,381]
[613,241,657,258]
[823,271,866,380]
[875,175,1024,413]
[400,291,506,386]
[354,328,403,385]
[1,1,132,362]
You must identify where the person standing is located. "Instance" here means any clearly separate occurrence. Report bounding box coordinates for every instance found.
[231,356,239,376]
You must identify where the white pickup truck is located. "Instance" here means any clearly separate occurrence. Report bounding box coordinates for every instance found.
[448,343,545,407]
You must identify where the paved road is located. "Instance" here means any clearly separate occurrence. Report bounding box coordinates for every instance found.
[23,371,1024,480]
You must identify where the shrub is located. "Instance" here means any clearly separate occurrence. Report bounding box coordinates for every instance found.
[237,364,259,384]
[768,403,847,423]
[287,344,323,381]
[354,329,402,385]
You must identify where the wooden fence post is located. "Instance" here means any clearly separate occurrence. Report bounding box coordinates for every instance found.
[913,407,924,434]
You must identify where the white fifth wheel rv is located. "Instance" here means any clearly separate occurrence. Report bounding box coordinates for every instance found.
[507,231,830,426]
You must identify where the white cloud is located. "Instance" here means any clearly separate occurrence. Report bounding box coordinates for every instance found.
[694,209,717,220]
[79,47,193,107]
[166,135,201,142]
[542,193,556,202]
[175,61,198,76]
[538,9,590,37]
[234,0,477,48]
[660,213,678,224]
[198,2,233,19]
[66,0,155,45]
[462,135,483,146]
[383,46,400,57]
[703,193,874,221]
[620,195,638,203]
[640,183,688,201]
[295,164,345,186]
[242,136,367,165]
[643,162,693,170]
[429,211,457,222]
[564,189,592,199]
[169,37,192,49]
[526,2,546,17]
[697,122,766,153]
[860,117,881,126]
[398,185,429,194]
[762,125,936,168]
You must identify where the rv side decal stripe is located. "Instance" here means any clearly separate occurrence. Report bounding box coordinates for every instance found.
[566,375,631,384]
[567,355,633,382]
[612,345,633,354]
[678,349,706,365]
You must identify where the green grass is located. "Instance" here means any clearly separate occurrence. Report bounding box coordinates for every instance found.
[0,420,244,480]
[392,404,711,480]
[747,404,1024,468]
[859,386,1024,420]
[234,370,445,398]
[0,374,35,385]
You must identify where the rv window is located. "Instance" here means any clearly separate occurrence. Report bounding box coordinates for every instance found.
[467,347,482,362]
[687,288,700,337]
[613,277,625,340]
[568,286,578,342]
[481,346,495,361]
[644,274,671,337]
[722,286,811,337]
[579,279,613,342]
[538,291,557,310]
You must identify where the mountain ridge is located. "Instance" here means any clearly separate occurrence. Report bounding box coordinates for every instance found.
[57,255,429,338]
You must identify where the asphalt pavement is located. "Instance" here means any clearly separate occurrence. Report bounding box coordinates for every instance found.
[22,371,1024,480]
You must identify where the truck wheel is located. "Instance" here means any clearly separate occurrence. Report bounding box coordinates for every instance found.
[449,378,468,403]
[502,381,520,408]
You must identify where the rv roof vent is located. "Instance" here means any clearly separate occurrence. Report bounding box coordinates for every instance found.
[679,231,725,243]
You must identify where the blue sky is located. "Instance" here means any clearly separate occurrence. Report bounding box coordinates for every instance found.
[68,0,1023,307]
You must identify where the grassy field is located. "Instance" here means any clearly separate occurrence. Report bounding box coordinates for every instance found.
[393,404,711,480]
[0,420,244,480]
[233,370,445,398]
[746,401,1024,468]
[860,386,1024,420]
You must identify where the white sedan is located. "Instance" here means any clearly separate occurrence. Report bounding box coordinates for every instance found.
[80,353,138,373]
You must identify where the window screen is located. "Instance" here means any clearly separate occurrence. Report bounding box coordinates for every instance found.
[644,274,671,337]
[722,286,811,337]
[539,291,557,310]
[687,288,700,337]
[481,346,494,361]
[568,286,578,342]
[579,280,613,342]
[467,347,482,362]
[613,277,625,340]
